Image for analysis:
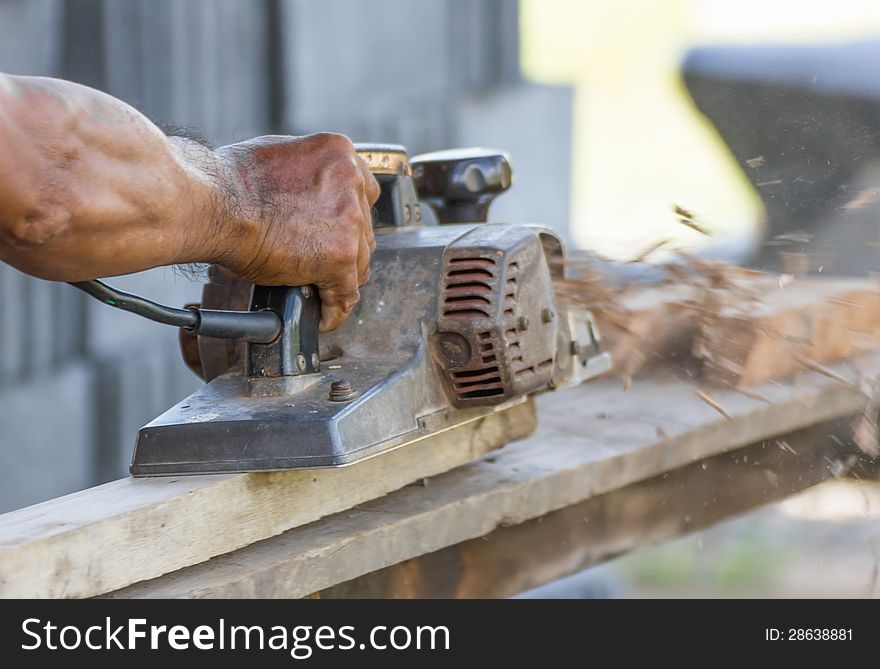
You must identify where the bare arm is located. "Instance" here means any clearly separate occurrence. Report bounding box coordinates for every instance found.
[0,73,379,330]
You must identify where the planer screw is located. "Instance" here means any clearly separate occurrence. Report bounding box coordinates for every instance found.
[329,379,357,402]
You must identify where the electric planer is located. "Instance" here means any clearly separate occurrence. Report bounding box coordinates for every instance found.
[74,145,610,476]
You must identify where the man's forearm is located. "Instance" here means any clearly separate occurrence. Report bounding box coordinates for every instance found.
[0,73,380,331]
[0,73,229,281]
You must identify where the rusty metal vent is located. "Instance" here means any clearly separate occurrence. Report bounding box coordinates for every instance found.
[450,368,504,399]
[449,332,504,400]
[513,358,554,381]
[498,261,553,382]
[442,256,496,318]
[503,260,525,373]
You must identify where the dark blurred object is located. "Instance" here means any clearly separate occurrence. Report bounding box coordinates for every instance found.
[683,39,880,273]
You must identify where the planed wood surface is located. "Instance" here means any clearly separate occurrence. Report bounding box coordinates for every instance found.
[111,354,878,598]
[0,401,536,599]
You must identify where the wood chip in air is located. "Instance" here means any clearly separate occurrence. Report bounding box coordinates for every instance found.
[674,206,712,236]
[829,296,862,307]
[789,349,858,389]
[628,238,669,264]
[745,155,766,168]
[734,387,772,404]
[764,231,813,246]
[695,389,732,420]
[841,187,880,211]
[678,218,712,237]
[775,439,798,455]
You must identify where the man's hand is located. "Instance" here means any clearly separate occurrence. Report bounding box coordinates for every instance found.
[213,134,380,331]
[0,73,380,332]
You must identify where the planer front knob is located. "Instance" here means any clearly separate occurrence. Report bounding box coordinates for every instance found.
[410,148,512,224]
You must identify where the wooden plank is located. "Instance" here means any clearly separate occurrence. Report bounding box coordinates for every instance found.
[588,276,880,387]
[110,355,878,598]
[698,278,880,387]
[0,401,536,599]
[318,416,857,598]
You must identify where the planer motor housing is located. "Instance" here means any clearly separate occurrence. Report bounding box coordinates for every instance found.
[131,145,610,476]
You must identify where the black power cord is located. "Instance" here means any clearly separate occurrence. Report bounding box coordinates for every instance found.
[70,279,281,344]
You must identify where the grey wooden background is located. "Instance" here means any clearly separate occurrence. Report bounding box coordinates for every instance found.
[0,0,572,511]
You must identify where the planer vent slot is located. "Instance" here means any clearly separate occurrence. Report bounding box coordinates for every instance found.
[442,256,498,319]
[450,365,503,400]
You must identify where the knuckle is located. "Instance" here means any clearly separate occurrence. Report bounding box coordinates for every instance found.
[357,250,370,272]
[339,159,361,180]
[342,289,360,311]
[332,237,360,265]
[326,288,360,314]
[340,195,368,225]
[366,174,381,201]
[314,131,354,154]
[326,157,360,184]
